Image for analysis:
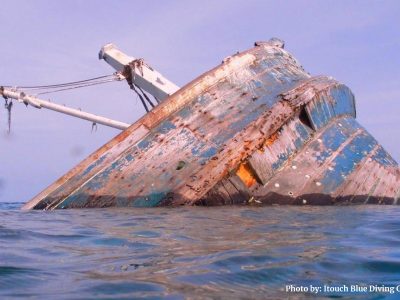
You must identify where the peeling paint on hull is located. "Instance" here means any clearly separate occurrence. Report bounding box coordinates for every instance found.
[22,43,400,209]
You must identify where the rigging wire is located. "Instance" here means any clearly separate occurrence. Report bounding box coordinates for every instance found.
[131,84,149,113]
[2,74,119,90]
[35,78,118,95]
[153,95,160,104]
[137,86,155,108]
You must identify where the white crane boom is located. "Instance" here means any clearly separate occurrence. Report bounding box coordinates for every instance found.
[99,43,180,101]
[0,87,130,130]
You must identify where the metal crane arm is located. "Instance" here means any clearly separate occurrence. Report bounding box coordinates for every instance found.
[0,87,130,130]
[99,43,179,101]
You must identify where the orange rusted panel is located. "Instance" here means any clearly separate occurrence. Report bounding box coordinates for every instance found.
[236,163,257,187]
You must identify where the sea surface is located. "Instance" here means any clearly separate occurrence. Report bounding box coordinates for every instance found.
[1,203,400,299]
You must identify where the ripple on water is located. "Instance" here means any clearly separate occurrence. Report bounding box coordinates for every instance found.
[84,281,166,298]
[1,205,400,299]
[132,230,162,238]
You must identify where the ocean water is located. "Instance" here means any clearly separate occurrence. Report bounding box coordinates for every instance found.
[1,203,400,299]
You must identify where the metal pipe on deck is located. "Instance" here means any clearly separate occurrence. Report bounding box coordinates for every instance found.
[0,87,130,130]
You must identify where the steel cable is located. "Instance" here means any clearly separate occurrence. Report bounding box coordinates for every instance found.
[35,78,119,95]
[1,73,121,94]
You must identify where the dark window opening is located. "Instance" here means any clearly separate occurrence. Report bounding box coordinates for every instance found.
[299,107,314,130]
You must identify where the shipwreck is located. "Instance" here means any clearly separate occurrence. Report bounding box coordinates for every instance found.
[2,38,399,209]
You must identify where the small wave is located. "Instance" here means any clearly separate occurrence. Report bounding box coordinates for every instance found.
[0,206,400,298]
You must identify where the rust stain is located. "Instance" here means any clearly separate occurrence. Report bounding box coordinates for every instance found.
[265,132,279,147]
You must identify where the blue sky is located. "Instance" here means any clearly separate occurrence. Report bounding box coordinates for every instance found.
[0,0,399,203]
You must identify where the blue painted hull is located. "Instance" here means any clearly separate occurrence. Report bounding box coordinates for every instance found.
[22,42,400,209]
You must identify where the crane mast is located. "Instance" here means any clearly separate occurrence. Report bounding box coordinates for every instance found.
[1,44,180,130]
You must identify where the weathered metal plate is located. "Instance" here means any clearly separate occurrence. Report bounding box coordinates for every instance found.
[22,42,399,209]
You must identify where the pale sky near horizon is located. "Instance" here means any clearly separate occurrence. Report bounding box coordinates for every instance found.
[0,0,399,203]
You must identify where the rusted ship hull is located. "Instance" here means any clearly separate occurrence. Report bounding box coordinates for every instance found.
[22,43,400,209]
